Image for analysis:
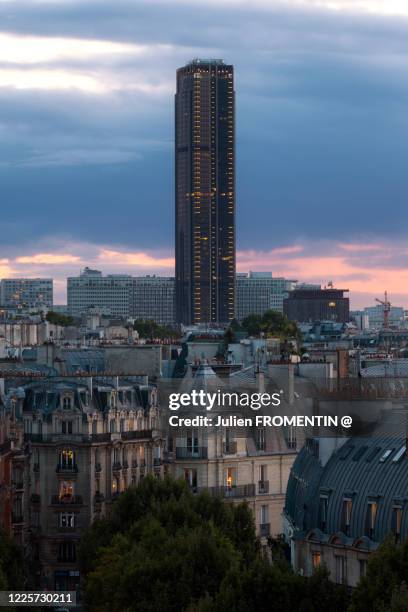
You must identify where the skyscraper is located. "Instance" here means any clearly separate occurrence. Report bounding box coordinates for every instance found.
[175,59,235,325]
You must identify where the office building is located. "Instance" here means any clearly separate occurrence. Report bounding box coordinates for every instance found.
[67,269,176,325]
[175,59,235,325]
[362,304,404,329]
[284,286,350,323]
[67,268,133,318]
[236,272,297,320]
[132,276,175,326]
[1,278,53,309]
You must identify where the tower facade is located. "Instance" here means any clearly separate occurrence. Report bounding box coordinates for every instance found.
[175,59,235,325]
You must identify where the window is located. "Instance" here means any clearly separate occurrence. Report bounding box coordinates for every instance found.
[393,446,406,463]
[365,501,377,539]
[335,556,347,584]
[62,397,72,410]
[109,419,115,433]
[58,541,76,562]
[120,418,125,433]
[59,449,75,471]
[341,498,353,536]
[256,428,266,451]
[359,559,367,578]
[319,496,328,531]
[12,498,23,521]
[184,468,197,489]
[187,431,199,454]
[392,506,402,542]
[225,467,236,489]
[312,551,321,569]
[92,420,97,435]
[59,513,75,529]
[62,421,73,435]
[379,449,393,463]
[59,481,74,501]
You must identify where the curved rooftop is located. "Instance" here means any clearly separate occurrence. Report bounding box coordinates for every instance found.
[285,432,408,546]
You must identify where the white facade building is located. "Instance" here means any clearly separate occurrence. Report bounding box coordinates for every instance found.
[67,269,175,325]
[363,304,404,329]
[236,272,297,320]
[67,268,132,318]
[132,276,175,326]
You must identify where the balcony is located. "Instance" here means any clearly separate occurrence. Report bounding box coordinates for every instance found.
[121,430,153,441]
[56,465,78,473]
[122,461,129,469]
[12,514,24,524]
[258,481,269,494]
[197,484,256,499]
[176,447,208,460]
[112,462,122,471]
[30,493,41,505]
[12,481,24,490]
[153,458,162,467]
[131,460,138,469]
[223,441,237,455]
[91,433,111,443]
[260,523,270,537]
[140,459,146,468]
[51,495,83,506]
[95,463,102,473]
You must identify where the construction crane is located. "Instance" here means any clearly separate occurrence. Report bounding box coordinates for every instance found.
[375,291,391,329]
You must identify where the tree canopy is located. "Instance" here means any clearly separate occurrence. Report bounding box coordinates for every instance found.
[133,319,179,340]
[350,537,408,612]
[80,477,348,612]
[45,310,75,326]
[241,310,301,341]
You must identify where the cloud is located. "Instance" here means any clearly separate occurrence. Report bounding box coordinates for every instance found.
[0,0,408,295]
[15,253,81,264]
[98,248,174,268]
[1,237,407,309]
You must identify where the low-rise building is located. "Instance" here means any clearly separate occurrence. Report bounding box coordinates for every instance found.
[284,427,408,587]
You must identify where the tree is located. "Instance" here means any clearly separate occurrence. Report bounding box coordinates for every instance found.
[241,310,301,342]
[80,477,348,612]
[45,311,75,326]
[349,537,408,612]
[133,319,179,340]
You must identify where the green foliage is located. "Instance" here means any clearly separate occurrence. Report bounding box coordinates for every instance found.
[349,537,408,612]
[241,309,301,341]
[45,310,75,326]
[0,529,25,590]
[133,319,179,340]
[80,477,348,612]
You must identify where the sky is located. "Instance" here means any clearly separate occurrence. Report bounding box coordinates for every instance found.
[1,0,408,308]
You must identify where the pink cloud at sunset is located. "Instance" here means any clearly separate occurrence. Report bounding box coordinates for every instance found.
[1,239,408,309]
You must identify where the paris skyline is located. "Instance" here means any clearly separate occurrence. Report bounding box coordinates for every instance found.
[1,1,408,308]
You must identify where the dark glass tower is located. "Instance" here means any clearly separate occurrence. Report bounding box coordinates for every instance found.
[175,59,235,325]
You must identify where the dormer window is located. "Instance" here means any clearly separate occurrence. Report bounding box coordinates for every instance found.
[63,397,72,410]
[365,501,378,539]
[341,498,353,536]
